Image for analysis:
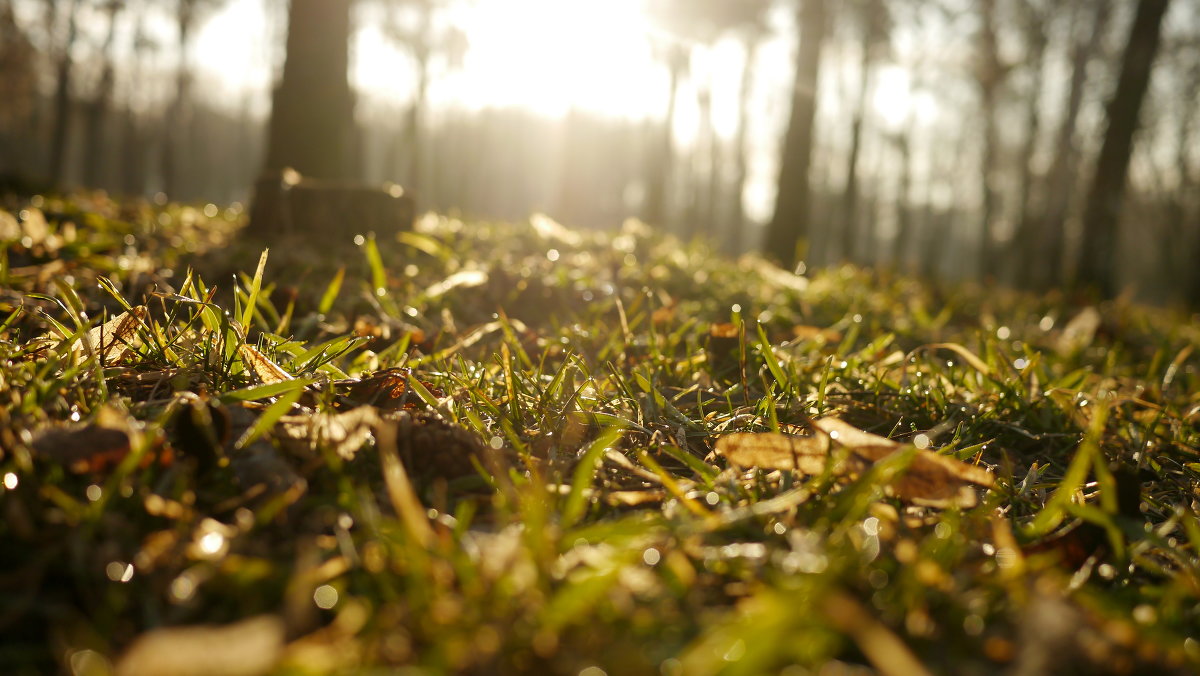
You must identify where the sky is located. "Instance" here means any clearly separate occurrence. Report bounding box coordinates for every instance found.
[191,0,805,221]
[11,0,945,223]
[192,0,785,138]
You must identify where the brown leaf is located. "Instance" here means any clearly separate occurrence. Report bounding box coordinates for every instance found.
[31,407,169,474]
[335,368,444,411]
[714,431,847,475]
[792,325,843,343]
[276,406,383,460]
[31,424,131,474]
[715,417,993,508]
[238,343,292,385]
[1055,307,1102,355]
[72,306,147,364]
[605,490,667,507]
[115,614,285,676]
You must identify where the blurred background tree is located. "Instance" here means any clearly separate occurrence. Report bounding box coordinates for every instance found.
[0,0,1196,303]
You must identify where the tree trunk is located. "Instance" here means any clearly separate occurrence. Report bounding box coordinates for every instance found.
[1077,0,1171,297]
[694,77,717,240]
[1178,62,1200,305]
[161,0,196,198]
[48,0,78,186]
[643,51,684,228]
[408,55,429,192]
[1010,2,1048,287]
[891,126,914,272]
[727,36,759,251]
[1038,0,1112,289]
[840,33,874,263]
[975,0,1003,281]
[263,0,356,180]
[83,1,121,190]
[764,0,827,269]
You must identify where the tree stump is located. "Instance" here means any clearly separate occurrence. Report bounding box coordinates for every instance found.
[249,169,415,241]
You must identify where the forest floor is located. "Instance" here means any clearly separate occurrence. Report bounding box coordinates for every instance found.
[1,193,1199,675]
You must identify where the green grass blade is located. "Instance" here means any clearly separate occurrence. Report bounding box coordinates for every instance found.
[562,425,625,529]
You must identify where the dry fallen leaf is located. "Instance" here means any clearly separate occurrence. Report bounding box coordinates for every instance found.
[31,406,168,474]
[792,325,843,343]
[66,306,147,364]
[31,424,132,474]
[115,614,285,676]
[238,343,293,385]
[1056,306,1102,355]
[334,368,443,411]
[276,406,384,460]
[715,417,993,508]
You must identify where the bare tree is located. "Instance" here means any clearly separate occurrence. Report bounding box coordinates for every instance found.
[0,0,38,173]
[838,0,890,263]
[971,0,1009,281]
[47,0,80,185]
[161,0,227,198]
[1035,0,1112,289]
[383,0,465,196]
[82,0,123,190]
[119,6,156,196]
[1009,0,1050,287]
[642,0,769,236]
[764,0,829,269]
[728,20,769,249]
[1077,0,1172,297]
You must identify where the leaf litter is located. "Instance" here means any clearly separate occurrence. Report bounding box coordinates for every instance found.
[1,199,1198,674]
[716,417,993,508]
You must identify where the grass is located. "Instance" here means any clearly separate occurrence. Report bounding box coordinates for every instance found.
[1,193,1199,675]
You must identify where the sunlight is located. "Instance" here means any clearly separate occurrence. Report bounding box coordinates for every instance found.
[871,64,939,130]
[352,0,667,119]
[459,0,664,118]
[871,65,912,130]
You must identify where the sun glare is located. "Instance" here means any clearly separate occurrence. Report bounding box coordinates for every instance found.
[461,0,666,118]
[871,64,938,130]
[352,0,667,119]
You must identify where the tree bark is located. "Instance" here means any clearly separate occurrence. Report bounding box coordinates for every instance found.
[974,0,1003,281]
[48,0,78,186]
[1010,1,1048,287]
[764,0,827,269]
[643,48,684,228]
[890,126,913,272]
[263,0,356,180]
[840,33,873,263]
[83,1,121,191]
[727,35,759,251]
[1077,0,1171,297]
[1038,0,1111,289]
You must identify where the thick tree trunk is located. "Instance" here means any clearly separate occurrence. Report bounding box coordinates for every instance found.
[263,0,356,180]
[764,0,827,269]
[1077,0,1171,297]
